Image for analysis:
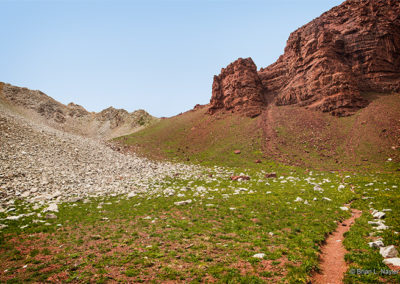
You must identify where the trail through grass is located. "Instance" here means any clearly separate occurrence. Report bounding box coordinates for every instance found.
[1,166,399,283]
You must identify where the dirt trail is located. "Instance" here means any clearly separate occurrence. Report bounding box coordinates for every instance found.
[259,106,277,155]
[312,208,362,284]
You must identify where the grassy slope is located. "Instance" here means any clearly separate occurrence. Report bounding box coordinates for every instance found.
[267,93,400,171]
[115,106,269,170]
[115,93,400,172]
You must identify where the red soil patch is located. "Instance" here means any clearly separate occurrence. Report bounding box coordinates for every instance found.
[312,209,362,284]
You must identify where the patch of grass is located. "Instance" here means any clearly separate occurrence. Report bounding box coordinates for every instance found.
[343,174,400,283]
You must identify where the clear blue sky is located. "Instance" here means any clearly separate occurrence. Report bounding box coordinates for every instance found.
[0,0,343,117]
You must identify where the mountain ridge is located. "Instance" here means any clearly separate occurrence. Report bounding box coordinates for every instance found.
[0,81,156,140]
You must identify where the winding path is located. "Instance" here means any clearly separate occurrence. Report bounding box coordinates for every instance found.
[312,208,362,284]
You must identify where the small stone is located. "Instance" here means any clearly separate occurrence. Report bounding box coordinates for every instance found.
[127,192,136,198]
[6,215,23,221]
[91,234,102,240]
[314,185,324,192]
[230,175,250,181]
[234,150,241,154]
[383,257,400,267]
[174,199,192,206]
[373,211,385,219]
[45,213,57,219]
[380,245,398,258]
[253,253,265,259]
[368,240,384,248]
[265,173,277,178]
[340,207,349,211]
[43,203,58,213]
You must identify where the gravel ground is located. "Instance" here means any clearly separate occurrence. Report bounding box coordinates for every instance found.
[0,103,204,207]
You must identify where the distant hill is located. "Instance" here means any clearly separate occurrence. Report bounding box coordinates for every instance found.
[0,82,157,140]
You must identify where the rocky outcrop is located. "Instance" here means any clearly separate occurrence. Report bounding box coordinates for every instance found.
[208,58,266,118]
[97,107,153,129]
[1,83,68,122]
[209,0,400,117]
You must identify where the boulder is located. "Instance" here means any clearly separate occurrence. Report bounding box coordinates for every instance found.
[368,240,384,248]
[230,175,250,181]
[383,258,400,267]
[265,172,277,178]
[380,245,399,258]
[252,253,266,259]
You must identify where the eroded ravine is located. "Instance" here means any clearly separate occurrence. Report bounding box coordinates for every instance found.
[312,208,362,284]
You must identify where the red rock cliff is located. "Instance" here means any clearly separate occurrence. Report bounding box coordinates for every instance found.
[208,58,266,118]
[209,0,400,117]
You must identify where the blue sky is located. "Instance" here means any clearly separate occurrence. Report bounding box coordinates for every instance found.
[0,0,343,117]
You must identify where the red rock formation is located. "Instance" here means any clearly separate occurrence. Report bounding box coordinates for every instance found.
[208,58,266,118]
[209,0,400,117]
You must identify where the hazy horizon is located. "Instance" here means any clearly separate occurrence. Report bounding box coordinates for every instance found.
[1,0,343,117]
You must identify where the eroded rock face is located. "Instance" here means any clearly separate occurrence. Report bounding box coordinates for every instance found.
[208,58,265,118]
[210,0,400,117]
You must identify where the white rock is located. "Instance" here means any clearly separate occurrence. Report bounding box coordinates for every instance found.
[252,253,265,259]
[127,192,136,198]
[373,211,385,219]
[340,207,349,211]
[383,257,400,266]
[376,224,389,230]
[368,240,384,248]
[314,185,324,192]
[380,245,398,258]
[43,203,58,213]
[6,215,23,220]
[322,197,332,201]
[163,188,176,197]
[174,199,192,206]
[294,197,303,202]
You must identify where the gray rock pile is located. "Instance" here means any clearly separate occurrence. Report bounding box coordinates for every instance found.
[0,103,201,207]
